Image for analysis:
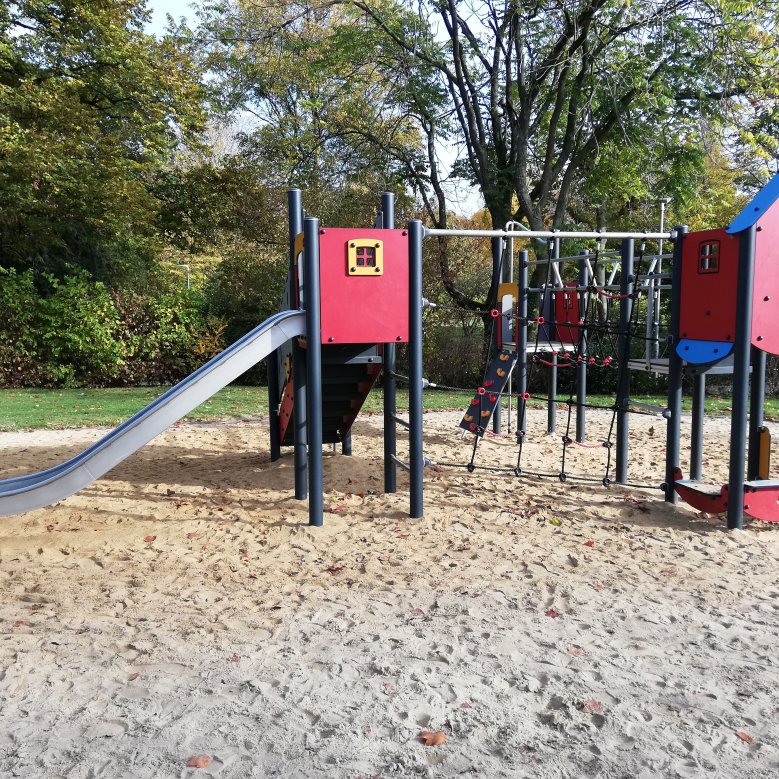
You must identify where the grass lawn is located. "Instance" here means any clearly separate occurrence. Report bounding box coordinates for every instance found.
[0,386,776,431]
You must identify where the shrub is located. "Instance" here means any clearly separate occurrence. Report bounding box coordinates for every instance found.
[0,266,225,388]
[203,245,287,384]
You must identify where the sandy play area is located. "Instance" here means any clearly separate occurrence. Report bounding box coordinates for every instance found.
[0,408,777,778]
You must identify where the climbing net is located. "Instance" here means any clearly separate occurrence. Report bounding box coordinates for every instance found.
[418,237,673,489]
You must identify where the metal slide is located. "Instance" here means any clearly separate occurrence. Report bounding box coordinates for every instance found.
[0,310,306,517]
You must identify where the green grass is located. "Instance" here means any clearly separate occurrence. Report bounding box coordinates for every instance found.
[0,386,776,431]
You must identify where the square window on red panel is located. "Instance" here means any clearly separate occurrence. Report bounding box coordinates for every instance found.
[698,241,720,273]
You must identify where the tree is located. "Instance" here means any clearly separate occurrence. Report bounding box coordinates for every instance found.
[198,0,422,227]
[203,0,779,324]
[0,1,206,283]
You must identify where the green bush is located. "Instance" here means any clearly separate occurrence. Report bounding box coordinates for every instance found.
[0,267,225,388]
[204,245,287,384]
[112,289,226,385]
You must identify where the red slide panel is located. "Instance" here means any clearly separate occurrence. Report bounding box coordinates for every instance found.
[753,211,779,355]
[679,228,739,344]
[317,228,410,345]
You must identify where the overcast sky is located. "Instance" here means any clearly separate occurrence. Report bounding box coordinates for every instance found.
[146,0,194,35]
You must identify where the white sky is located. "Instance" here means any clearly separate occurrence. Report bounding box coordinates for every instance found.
[145,0,194,35]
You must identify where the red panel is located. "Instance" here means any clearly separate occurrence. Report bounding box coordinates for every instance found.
[753,213,779,355]
[554,283,580,344]
[278,375,295,444]
[679,228,739,343]
[675,482,729,514]
[743,485,779,522]
[317,228,409,345]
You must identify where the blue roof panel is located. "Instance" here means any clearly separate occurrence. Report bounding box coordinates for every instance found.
[727,172,779,234]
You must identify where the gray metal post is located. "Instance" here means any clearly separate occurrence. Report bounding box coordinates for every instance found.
[576,251,588,443]
[382,192,398,493]
[547,355,557,433]
[492,236,505,433]
[409,220,424,518]
[288,190,307,499]
[342,432,352,456]
[267,350,281,461]
[293,340,307,500]
[690,373,706,481]
[303,217,324,527]
[728,225,757,530]
[517,250,529,434]
[615,239,634,484]
[547,238,560,434]
[748,345,767,480]
[664,227,687,502]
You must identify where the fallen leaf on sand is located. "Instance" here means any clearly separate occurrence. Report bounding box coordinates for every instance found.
[583,540,595,548]
[593,583,605,591]
[144,535,156,544]
[326,566,344,574]
[397,533,410,539]
[545,609,560,618]
[582,699,605,714]
[330,504,348,513]
[13,620,29,628]
[567,646,585,657]
[186,755,211,768]
[549,517,563,526]
[736,731,754,744]
[419,731,448,747]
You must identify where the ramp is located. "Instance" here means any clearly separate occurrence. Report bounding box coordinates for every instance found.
[0,310,306,516]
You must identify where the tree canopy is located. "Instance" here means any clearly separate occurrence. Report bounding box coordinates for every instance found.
[0,0,205,281]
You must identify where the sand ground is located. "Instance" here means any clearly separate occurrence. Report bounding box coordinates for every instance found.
[0,409,777,778]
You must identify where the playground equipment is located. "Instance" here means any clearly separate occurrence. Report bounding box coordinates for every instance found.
[0,182,776,527]
[0,311,305,515]
[667,177,779,525]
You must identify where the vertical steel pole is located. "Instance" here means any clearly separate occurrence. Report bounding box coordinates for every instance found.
[615,239,634,484]
[267,350,281,461]
[664,227,687,502]
[492,236,505,433]
[547,355,557,433]
[547,238,560,434]
[382,192,398,493]
[576,250,588,443]
[748,345,767,480]
[288,190,308,499]
[727,225,757,531]
[341,431,352,456]
[655,197,670,359]
[690,373,706,481]
[517,250,529,435]
[303,217,324,527]
[293,343,307,500]
[409,220,424,518]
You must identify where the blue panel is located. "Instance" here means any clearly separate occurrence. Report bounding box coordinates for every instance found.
[676,339,733,365]
[727,171,779,234]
